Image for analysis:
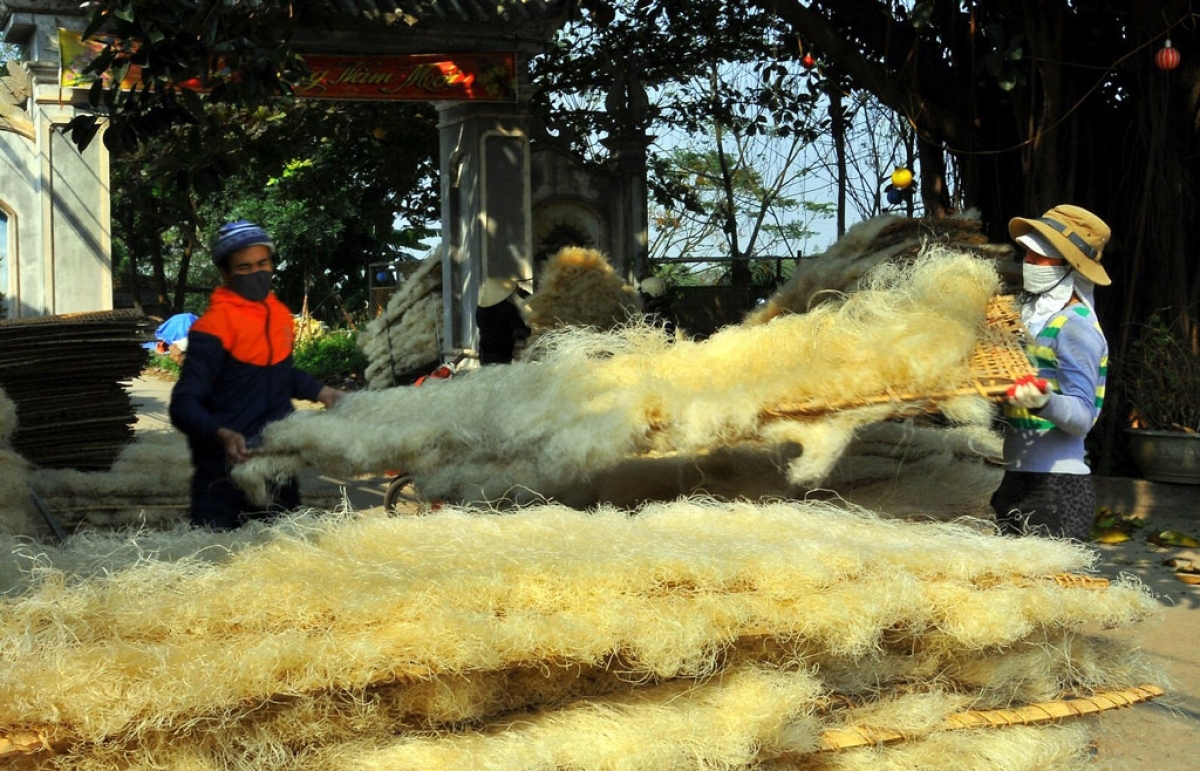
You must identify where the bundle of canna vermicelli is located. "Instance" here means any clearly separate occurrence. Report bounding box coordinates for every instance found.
[745,211,1002,324]
[823,421,1004,520]
[0,498,1162,770]
[357,253,444,389]
[232,247,1001,507]
[23,429,192,531]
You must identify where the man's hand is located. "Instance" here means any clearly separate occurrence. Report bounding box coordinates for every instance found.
[317,386,345,409]
[217,427,249,464]
[1006,374,1051,410]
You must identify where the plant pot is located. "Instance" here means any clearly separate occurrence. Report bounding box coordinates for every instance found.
[1125,429,1200,484]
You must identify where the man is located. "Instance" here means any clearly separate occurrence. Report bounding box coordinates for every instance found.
[992,205,1111,541]
[170,220,344,530]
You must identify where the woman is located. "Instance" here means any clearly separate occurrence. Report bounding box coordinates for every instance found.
[992,205,1112,541]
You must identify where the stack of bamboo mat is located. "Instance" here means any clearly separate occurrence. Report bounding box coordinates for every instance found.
[0,500,1164,770]
[0,310,154,469]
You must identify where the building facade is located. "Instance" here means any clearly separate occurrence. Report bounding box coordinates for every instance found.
[1,1,112,319]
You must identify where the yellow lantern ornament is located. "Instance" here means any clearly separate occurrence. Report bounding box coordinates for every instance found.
[891,167,914,189]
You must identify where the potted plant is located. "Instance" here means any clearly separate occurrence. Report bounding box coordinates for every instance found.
[1122,313,1200,483]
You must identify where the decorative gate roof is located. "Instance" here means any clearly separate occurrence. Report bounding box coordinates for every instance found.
[291,0,576,55]
[311,0,571,25]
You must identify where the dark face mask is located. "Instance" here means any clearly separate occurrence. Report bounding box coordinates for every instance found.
[230,270,273,302]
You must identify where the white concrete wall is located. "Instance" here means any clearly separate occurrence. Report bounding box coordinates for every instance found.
[0,10,112,318]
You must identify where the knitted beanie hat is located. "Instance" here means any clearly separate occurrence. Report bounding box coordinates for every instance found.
[213,220,275,268]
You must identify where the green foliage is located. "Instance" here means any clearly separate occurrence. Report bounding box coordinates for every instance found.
[203,100,439,320]
[1123,314,1200,432]
[66,0,307,153]
[144,351,181,379]
[141,327,367,386]
[293,328,368,387]
[109,98,438,321]
[531,1,806,161]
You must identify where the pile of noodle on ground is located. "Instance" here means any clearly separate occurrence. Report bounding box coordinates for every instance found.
[0,499,1163,770]
[523,246,641,337]
[744,212,1012,324]
[24,429,192,532]
[0,386,41,539]
[16,426,337,535]
[232,245,1002,508]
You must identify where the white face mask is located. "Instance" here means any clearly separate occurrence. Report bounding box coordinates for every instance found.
[1019,264,1077,335]
[1022,263,1071,294]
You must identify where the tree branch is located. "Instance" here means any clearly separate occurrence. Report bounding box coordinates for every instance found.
[748,0,966,146]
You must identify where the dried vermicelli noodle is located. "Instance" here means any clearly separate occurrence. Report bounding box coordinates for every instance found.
[234,249,1002,506]
[0,499,1162,769]
[0,219,1167,771]
[357,253,443,389]
[524,246,640,336]
[0,386,40,538]
[746,211,1003,324]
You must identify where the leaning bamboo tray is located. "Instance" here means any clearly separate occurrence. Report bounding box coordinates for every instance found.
[762,294,1032,420]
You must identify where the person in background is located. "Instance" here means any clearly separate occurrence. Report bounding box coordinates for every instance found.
[170,220,344,530]
[638,276,677,339]
[475,276,531,365]
[992,205,1111,541]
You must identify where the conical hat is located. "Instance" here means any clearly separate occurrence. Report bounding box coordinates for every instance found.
[478,277,518,307]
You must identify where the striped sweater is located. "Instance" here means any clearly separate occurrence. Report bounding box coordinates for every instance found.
[1001,304,1108,474]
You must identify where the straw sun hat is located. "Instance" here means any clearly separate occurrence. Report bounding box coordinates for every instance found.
[1008,205,1112,286]
[478,277,519,308]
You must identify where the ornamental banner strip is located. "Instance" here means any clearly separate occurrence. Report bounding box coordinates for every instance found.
[57,29,517,102]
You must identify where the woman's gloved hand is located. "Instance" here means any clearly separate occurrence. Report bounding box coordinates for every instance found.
[1006,373,1051,410]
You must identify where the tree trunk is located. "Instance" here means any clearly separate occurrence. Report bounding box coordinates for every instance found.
[916,137,950,217]
[830,84,847,236]
[148,236,168,309]
[173,232,195,313]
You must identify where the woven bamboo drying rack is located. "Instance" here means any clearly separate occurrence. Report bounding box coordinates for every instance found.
[761,294,1032,421]
[0,572,1138,761]
[805,684,1165,754]
[0,566,1113,758]
[2,684,1164,760]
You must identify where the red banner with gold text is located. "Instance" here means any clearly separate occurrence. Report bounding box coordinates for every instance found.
[294,53,515,101]
[58,29,517,102]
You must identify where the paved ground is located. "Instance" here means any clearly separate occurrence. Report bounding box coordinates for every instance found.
[127,376,1198,767]
[1084,477,1200,768]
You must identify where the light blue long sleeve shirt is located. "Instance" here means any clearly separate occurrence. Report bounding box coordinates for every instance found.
[1001,304,1108,474]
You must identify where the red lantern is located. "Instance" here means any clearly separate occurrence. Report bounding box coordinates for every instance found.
[801,53,816,70]
[1156,39,1181,71]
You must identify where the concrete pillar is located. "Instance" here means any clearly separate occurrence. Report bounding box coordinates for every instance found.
[600,133,651,282]
[437,100,532,358]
